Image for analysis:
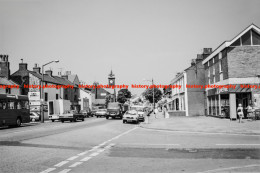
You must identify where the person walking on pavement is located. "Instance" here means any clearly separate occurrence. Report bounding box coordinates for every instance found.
[154,107,158,118]
[165,105,169,119]
[237,103,244,123]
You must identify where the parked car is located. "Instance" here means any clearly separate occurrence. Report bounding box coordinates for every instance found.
[89,106,100,116]
[81,110,91,118]
[30,112,40,121]
[130,106,145,122]
[95,109,107,118]
[123,110,139,124]
[59,110,85,123]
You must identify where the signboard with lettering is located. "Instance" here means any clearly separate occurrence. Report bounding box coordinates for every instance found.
[101,93,106,96]
[28,92,40,101]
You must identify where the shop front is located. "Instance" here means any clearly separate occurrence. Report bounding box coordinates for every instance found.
[206,84,259,119]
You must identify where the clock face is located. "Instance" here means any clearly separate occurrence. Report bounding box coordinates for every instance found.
[110,80,113,84]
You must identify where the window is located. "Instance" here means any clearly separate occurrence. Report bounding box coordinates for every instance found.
[45,93,48,102]
[0,99,7,109]
[231,38,241,46]
[252,30,260,45]
[241,31,251,45]
[56,94,59,100]
[6,88,11,94]
[7,100,16,109]
[20,101,29,109]
[219,60,222,72]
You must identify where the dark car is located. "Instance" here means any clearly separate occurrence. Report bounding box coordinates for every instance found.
[59,110,85,123]
[106,102,123,119]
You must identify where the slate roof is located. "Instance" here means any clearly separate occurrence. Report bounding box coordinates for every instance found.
[0,77,19,85]
[28,71,77,86]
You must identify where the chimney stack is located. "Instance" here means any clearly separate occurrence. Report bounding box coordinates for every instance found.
[19,62,28,70]
[45,70,53,76]
[0,55,10,79]
[33,64,41,73]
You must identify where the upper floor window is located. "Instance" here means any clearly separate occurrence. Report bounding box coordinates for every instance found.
[230,29,260,46]
[219,59,223,73]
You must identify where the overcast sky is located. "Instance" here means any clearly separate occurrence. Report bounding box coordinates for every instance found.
[1,0,260,95]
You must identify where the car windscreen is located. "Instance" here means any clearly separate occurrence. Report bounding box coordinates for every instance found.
[127,110,137,115]
[130,107,144,112]
[107,103,120,109]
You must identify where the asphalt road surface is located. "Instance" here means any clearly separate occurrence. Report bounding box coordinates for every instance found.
[0,117,260,173]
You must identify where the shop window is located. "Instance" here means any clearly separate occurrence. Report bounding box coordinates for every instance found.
[241,31,251,45]
[252,30,260,45]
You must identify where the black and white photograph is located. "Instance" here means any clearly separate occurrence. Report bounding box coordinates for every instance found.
[0,0,260,172]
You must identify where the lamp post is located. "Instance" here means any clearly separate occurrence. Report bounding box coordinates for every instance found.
[41,60,59,123]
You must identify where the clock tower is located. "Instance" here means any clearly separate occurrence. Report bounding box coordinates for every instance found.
[108,70,116,102]
[108,70,115,86]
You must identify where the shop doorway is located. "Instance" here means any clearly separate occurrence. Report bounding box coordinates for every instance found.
[236,93,251,118]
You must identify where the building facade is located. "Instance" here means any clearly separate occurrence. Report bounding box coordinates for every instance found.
[202,24,260,119]
[164,48,211,116]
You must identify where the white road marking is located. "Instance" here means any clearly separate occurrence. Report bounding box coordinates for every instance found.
[92,146,99,149]
[119,143,180,146]
[96,149,105,153]
[216,144,260,146]
[89,152,100,157]
[196,164,260,173]
[141,127,260,136]
[58,169,71,173]
[55,161,69,167]
[67,156,79,161]
[80,156,92,162]
[69,162,83,168]
[39,168,56,173]
[77,151,88,156]
[98,142,107,146]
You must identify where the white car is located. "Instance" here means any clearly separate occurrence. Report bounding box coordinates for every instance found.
[123,110,139,124]
[95,109,107,118]
[30,112,40,121]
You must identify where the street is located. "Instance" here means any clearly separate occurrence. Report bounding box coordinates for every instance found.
[1,116,260,173]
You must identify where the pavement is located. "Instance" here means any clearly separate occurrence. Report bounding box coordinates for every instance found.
[1,117,260,173]
[140,112,260,135]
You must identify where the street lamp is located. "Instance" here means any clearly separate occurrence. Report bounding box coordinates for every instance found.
[41,60,59,123]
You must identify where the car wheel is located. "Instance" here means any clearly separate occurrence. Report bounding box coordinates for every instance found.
[16,118,22,127]
[123,120,126,123]
[82,118,85,121]
[52,120,55,122]
[70,120,73,122]
[106,116,109,119]
[61,120,64,123]
[74,118,77,122]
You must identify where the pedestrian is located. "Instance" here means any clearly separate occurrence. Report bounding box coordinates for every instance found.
[246,104,255,121]
[237,104,244,123]
[165,105,169,119]
[154,107,158,118]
